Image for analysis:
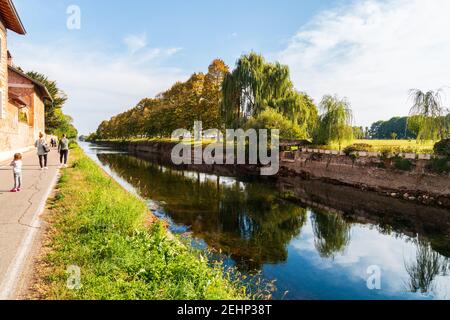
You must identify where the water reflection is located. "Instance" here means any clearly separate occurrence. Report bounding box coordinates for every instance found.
[97,153,308,271]
[405,242,449,294]
[311,210,351,259]
[81,143,450,300]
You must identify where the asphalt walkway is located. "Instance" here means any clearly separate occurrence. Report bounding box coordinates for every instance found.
[0,148,60,299]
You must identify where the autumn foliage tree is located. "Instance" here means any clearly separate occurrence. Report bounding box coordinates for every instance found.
[93,59,230,140]
[92,55,319,142]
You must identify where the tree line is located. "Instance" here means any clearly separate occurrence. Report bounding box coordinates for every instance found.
[89,53,448,147]
[368,115,450,140]
[89,53,355,146]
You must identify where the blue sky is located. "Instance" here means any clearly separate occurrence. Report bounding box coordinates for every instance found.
[8,0,450,134]
[11,0,337,70]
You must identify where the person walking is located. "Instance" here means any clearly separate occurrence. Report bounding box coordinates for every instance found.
[10,153,23,192]
[58,134,70,168]
[35,132,50,170]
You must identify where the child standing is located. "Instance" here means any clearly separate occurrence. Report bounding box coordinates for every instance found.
[10,153,23,193]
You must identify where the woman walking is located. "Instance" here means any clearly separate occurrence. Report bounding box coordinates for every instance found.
[35,132,50,170]
[58,134,69,168]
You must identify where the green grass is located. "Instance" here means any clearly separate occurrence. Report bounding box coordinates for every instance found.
[317,139,435,154]
[33,146,247,300]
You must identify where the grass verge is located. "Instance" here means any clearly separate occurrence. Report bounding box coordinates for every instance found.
[30,146,247,300]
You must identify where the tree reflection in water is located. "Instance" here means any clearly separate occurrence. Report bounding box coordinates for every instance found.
[90,149,450,299]
[311,209,351,259]
[405,242,449,294]
[98,154,308,271]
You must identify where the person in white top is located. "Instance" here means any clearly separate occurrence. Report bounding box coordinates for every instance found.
[10,153,23,192]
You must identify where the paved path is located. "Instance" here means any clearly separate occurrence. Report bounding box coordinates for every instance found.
[0,148,60,300]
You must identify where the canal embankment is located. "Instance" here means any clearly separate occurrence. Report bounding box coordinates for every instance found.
[95,140,450,209]
[27,145,247,300]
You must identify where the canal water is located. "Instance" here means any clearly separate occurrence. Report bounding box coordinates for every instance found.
[80,142,450,300]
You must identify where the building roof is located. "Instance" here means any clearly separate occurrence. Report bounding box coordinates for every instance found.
[8,65,53,102]
[0,0,26,35]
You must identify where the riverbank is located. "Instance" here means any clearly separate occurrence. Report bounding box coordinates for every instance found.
[93,140,450,209]
[27,145,247,300]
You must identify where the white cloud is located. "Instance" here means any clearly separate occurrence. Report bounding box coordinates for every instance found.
[123,33,147,53]
[9,40,187,134]
[278,0,450,126]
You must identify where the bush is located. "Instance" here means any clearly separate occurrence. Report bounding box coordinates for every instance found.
[378,147,393,160]
[434,139,450,157]
[427,157,449,174]
[343,143,373,156]
[246,108,305,140]
[393,156,413,171]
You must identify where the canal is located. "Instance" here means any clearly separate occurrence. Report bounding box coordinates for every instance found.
[80,142,450,300]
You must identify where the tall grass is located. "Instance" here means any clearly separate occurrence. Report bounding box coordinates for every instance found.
[33,147,247,300]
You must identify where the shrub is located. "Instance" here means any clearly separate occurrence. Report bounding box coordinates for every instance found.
[343,143,373,156]
[246,108,305,140]
[434,138,450,157]
[393,156,413,171]
[378,147,392,161]
[427,157,449,174]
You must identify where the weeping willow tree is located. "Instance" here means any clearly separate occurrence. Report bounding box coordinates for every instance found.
[315,95,353,150]
[408,89,449,142]
[221,52,318,138]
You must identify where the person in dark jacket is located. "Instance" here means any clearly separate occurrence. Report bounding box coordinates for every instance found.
[58,134,70,168]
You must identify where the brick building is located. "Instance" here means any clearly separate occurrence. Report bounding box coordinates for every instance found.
[0,0,51,161]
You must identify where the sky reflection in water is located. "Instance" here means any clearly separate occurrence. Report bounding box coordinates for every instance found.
[81,142,450,300]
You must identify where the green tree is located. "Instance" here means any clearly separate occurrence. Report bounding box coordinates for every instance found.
[408,89,448,141]
[221,52,318,136]
[352,126,365,139]
[315,95,353,150]
[26,71,77,138]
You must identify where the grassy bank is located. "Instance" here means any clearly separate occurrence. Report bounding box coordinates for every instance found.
[315,139,435,154]
[92,138,435,154]
[31,146,247,300]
